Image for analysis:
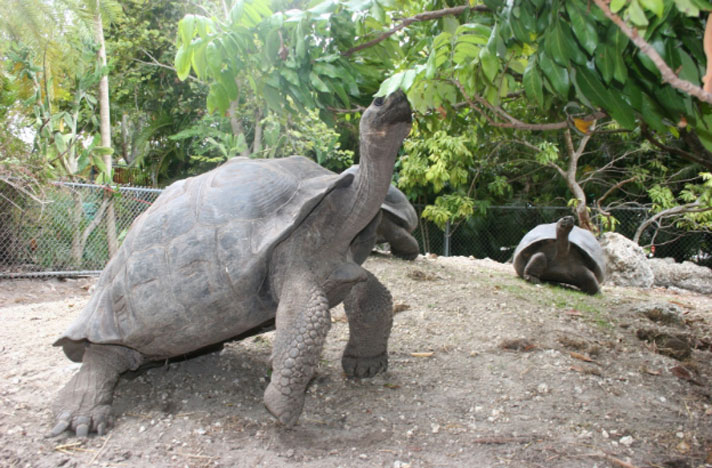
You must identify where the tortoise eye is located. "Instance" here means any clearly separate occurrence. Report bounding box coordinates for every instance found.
[374,97,384,106]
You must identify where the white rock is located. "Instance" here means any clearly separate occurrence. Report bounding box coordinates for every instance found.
[620,435,634,447]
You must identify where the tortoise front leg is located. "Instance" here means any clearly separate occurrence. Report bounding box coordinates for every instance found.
[377,216,419,260]
[341,270,392,378]
[523,252,548,284]
[264,278,330,426]
[51,344,143,437]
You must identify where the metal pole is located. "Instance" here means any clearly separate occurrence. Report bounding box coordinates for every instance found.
[444,220,451,257]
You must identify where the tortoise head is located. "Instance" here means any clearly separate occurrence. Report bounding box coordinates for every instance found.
[556,216,575,235]
[359,90,412,146]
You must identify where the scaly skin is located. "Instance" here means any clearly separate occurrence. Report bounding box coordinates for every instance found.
[264,277,331,425]
[341,270,393,378]
[50,345,142,437]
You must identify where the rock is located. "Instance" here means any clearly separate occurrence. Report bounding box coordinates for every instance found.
[635,303,684,327]
[648,258,712,295]
[599,233,654,288]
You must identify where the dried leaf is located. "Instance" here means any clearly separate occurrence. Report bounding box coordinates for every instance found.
[565,309,583,317]
[500,339,537,352]
[670,365,693,381]
[570,351,595,363]
[393,303,411,314]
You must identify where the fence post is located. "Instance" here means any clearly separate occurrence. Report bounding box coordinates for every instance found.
[444,220,451,257]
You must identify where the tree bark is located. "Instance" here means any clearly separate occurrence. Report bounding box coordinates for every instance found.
[93,0,118,256]
[557,129,595,232]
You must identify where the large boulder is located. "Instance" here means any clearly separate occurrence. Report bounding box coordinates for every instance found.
[599,232,654,288]
[648,257,712,295]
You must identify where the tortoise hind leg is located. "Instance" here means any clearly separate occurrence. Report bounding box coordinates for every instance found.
[574,267,601,295]
[341,270,392,378]
[51,344,143,437]
[523,252,547,284]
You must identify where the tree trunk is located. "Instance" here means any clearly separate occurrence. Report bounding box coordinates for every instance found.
[94,1,118,256]
[558,129,595,232]
[252,108,263,156]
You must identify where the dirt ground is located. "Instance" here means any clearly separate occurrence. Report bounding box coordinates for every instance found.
[1,254,711,468]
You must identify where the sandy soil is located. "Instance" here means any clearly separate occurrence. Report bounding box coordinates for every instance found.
[1,254,711,468]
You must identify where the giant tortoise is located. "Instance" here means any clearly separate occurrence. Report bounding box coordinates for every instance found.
[513,216,606,294]
[50,91,412,437]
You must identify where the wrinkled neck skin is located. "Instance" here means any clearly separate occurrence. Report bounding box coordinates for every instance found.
[269,130,401,300]
[555,226,573,258]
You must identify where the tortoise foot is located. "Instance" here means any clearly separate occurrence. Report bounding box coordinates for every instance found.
[50,345,141,437]
[50,405,111,438]
[342,352,388,378]
[264,382,304,427]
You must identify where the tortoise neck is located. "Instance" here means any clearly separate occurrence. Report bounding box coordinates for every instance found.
[336,135,398,240]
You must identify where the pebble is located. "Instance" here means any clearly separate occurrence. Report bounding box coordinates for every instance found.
[619,436,634,447]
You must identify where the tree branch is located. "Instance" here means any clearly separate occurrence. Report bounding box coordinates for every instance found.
[703,13,712,92]
[134,49,205,84]
[452,79,575,131]
[596,176,637,215]
[640,124,712,171]
[342,4,489,57]
[633,200,711,243]
[592,0,712,105]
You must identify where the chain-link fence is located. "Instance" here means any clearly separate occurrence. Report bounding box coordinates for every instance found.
[0,181,161,277]
[414,205,712,268]
[1,181,710,277]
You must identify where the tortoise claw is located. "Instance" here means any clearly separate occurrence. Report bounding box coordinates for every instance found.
[48,419,70,438]
[75,423,89,438]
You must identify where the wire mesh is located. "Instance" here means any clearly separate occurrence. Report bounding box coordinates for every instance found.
[0,181,161,278]
[1,181,710,277]
[413,205,712,268]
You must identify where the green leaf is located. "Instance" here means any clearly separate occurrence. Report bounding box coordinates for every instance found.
[207,84,230,114]
[191,40,209,80]
[309,72,330,92]
[455,24,491,45]
[678,50,700,83]
[175,48,191,81]
[454,41,480,64]
[443,15,459,34]
[610,26,630,83]
[546,20,569,67]
[179,15,196,47]
[92,146,114,157]
[375,72,405,97]
[610,0,626,12]
[220,71,238,100]
[54,133,67,154]
[509,14,530,43]
[573,67,635,129]
[566,2,598,55]
[559,22,587,65]
[628,0,650,27]
[539,53,570,96]
[263,85,283,112]
[523,58,544,107]
[595,43,616,84]
[480,48,498,83]
[640,0,664,16]
[673,0,700,15]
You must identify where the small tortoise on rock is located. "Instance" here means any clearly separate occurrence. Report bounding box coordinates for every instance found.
[513,216,606,294]
[50,91,412,437]
[344,165,419,260]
